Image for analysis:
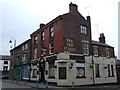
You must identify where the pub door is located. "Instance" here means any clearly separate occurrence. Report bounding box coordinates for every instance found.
[39,62,45,82]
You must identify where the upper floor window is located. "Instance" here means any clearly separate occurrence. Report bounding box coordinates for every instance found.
[41,31,45,41]
[49,40,54,54]
[22,45,25,51]
[34,48,37,59]
[22,53,27,63]
[50,25,54,37]
[93,47,98,56]
[106,48,110,58]
[83,43,89,55]
[34,35,38,45]
[80,25,87,35]
[25,43,28,49]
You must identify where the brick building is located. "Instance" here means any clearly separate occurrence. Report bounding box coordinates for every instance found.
[9,39,31,80]
[29,2,117,86]
[9,2,117,86]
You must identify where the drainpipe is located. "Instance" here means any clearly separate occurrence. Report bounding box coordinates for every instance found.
[92,55,95,85]
[91,41,95,85]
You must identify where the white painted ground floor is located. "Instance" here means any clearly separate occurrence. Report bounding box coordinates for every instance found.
[30,53,117,86]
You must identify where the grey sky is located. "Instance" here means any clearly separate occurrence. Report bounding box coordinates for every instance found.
[0,0,119,58]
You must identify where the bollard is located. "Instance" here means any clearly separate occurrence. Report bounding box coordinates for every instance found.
[72,81,74,88]
[36,81,39,87]
[45,80,48,88]
[25,79,26,85]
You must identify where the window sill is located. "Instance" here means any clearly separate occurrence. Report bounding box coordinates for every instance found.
[76,76,86,78]
[48,77,55,79]
[95,76,100,78]
[108,76,115,77]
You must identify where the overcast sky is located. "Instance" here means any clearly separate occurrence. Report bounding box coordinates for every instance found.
[0,0,119,58]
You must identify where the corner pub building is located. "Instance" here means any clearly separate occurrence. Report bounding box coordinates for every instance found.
[10,2,117,86]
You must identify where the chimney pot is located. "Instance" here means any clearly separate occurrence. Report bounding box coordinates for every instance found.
[39,23,45,29]
[99,33,106,43]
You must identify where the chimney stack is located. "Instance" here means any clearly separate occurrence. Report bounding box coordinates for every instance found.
[69,2,78,13]
[39,23,45,29]
[99,33,106,43]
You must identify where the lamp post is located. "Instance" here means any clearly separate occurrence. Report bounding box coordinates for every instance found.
[9,37,16,49]
[9,37,16,80]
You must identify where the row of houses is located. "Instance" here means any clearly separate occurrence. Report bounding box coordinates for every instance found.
[9,2,118,86]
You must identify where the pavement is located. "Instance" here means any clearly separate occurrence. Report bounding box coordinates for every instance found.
[2,79,120,90]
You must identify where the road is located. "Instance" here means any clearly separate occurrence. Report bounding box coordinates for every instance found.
[1,80,120,90]
[2,81,31,88]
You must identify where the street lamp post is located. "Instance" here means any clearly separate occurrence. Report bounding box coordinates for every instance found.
[9,37,16,49]
[9,37,16,80]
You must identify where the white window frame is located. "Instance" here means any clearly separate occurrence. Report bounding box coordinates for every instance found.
[83,43,89,55]
[34,48,37,59]
[93,47,98,56]
[41,31,45,41]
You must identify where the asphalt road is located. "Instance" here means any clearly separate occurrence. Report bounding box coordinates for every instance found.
[1,80,120,90]
[2,81,31,88]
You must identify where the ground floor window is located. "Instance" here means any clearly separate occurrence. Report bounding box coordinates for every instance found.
[76,63,85,78]
[32,65,38,78]
[108,65,111,77]
[59,67,66,79]
[48,63,55,78]
[33,69,37,78]
[95,64,100,78]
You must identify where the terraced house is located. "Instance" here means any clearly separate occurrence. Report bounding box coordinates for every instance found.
[9,39,31,80]
[9,2,117,86]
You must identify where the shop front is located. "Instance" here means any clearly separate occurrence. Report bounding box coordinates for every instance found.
[21,63,30,80]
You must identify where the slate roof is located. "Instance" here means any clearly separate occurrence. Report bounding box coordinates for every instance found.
[92,40,113,48]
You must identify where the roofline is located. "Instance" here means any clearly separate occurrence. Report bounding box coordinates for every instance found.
[30,15,62,37]
[10,39,31,52]
[91,40,114,48]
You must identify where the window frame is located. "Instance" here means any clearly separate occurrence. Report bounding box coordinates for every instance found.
[34,48,37,59]
[83,43,89,55]
[50,25,54,38]
[95,64,100,78]
[93,47,99,56]
[80,25,87,35]
[41,31,45,41]
[76,63,86,78]
[48,63,55,78]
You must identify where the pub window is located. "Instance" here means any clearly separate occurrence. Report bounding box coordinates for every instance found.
[106,48,110,58]
[4,61,8,64]
[80,25,87,35]
[50,25,54,37]
[83,43,89,55]
[33,69,37,78]
[34,48,37,59]
[93,47,98,56]
[34,35,38,45]
[95,64,100,78]
[59,67,66,79]
[48,63,55,78]
[76,63,85,78]
[111,65,114,77]
[108,65,110,77]
[49,41,54,54]
[41,31,45,41]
